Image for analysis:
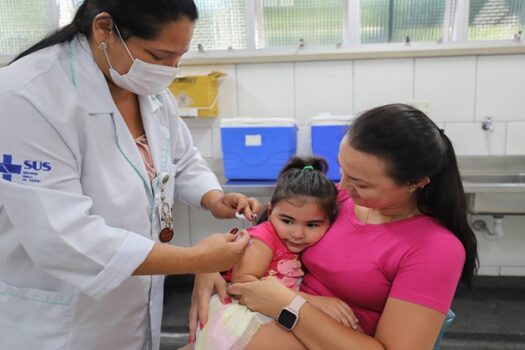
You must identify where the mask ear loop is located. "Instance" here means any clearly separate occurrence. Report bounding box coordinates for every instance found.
[114,25,135,62]
[98,42,115,70]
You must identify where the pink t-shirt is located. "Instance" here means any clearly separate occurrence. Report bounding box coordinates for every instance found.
[300,189,465,335]
[223,221,304,291]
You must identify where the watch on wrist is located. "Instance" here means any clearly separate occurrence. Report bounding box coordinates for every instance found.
[276,294,308,331]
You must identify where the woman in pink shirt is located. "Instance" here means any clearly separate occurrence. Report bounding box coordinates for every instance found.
[190,103,478,350]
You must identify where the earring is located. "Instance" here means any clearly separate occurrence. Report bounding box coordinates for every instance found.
[98,42,107,50]
[409,187,416,193]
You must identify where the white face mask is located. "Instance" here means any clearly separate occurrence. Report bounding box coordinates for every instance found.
[101,26,180,95]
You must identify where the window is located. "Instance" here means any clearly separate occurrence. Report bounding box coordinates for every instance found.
[0,0,50,55]
[191,0,247,50]
[58,0,81,28]
[257,0,345,48]
[361,0,447,43]
[468,0,524,40]
[0,0,80,56]
[1,0,523,61]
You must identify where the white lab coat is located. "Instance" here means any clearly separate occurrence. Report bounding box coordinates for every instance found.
[0,35,221,349]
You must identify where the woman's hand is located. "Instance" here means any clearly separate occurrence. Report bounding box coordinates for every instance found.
[227,277,297,319]
[304,294,362,331]
[133,231,250,277]
[190,230,251,273]
[188,272,231,342]
[201,190,260,221]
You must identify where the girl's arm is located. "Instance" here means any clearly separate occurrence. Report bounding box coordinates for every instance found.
[231,239,274,283]
[229,278,445,350]
[299,292,362,331]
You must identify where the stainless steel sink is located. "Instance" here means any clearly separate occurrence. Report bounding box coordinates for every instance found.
[462,174,525,184]
[458,156,525,215]
[464,192,525,215]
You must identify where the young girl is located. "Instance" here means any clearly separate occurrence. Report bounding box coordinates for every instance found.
[194,156,339,350]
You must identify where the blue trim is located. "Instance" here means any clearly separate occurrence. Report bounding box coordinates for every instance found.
[109,113,153,205]
[159,137,170,174]
[67,42,77,88]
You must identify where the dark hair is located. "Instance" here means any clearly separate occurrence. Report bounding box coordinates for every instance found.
[11,0,198,63]
[257,156,338,225]
[347,103,478,287]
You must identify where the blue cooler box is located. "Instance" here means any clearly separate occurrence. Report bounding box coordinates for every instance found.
[311,115,353,180]
[221,117,297,180]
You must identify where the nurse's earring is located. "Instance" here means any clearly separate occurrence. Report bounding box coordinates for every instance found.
[98,42,107,50]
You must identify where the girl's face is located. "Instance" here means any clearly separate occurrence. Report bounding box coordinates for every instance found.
[337,136,416,211]
[268,197,330,254]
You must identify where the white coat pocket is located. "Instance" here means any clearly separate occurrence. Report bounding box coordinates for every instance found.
[0,280,74,349]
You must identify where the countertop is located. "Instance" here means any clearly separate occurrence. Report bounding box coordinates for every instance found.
[209,156,525,196]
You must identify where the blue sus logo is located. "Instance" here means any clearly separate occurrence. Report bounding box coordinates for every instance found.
[0,154,22,181]
[0,154,52,182]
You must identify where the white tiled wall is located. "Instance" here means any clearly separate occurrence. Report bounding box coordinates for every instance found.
[236,63,295,117]
[476,55,525,122]
[354,58,414,114]
[444,122,507,155]
[175,53,525,276]
[180,53,525,162]
[506,122,525,155]
[294,60,353,121]
[414,56,477,122]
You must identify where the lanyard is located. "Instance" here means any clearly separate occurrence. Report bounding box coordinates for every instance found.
[67,41,77,88]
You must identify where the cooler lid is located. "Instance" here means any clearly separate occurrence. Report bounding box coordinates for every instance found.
[310,115,353,126]
[221,117,296,127]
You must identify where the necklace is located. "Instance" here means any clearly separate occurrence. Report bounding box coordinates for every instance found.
[364,207,419,224]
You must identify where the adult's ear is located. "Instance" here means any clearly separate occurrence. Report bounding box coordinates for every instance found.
[91,12,114,47]
[409,176,431,192]
[417,176,431,189]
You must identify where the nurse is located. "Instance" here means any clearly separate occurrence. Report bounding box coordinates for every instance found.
[0,1,258,349]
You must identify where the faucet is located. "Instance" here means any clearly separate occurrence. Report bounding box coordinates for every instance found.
[482,116,494,132]
[472,215,505,240]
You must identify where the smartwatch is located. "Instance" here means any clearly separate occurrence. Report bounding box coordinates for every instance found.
[276,294,308,331]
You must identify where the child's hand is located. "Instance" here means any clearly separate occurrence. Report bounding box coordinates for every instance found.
[304,294,362,331]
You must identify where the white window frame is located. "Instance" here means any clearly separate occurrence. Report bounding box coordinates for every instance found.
[182,0,524,65]
[450,0,470,42]
[245,0,257,50]
[1,0,524,67]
